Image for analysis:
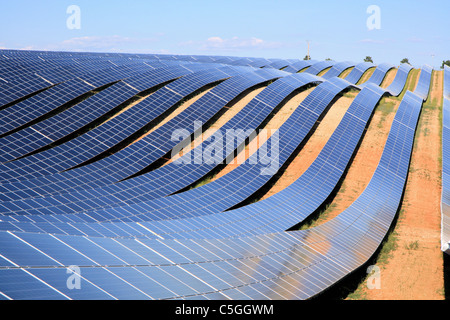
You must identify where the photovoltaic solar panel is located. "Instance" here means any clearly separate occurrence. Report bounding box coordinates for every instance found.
[282,60,318,73]
[344,62,375,84]
[413,65,432,100]
[303,60,336,75]
[384,63,413,96]
[359,62,394,87]
[321,61,355,79]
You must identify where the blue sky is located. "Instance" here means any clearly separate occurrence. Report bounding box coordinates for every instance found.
[0,0,448,68]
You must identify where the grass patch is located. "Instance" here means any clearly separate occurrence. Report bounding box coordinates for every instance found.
[376,229,400,265]
[405,240,420,251]
[298,203,338,230]
[345,224,400,300]
[346,282,368,300]
[397,69,420,100]
[343,91,358,98]
[186,175,214,190]
[356,68,375,85]
[376,98,396,128]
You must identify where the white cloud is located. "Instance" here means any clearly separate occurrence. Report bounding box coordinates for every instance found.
[407,36,424,43]
[20,45,35,50]
[180,36,284,52]
[58,35,156,50]
[8,35,162,53]
[0,36,168,54]
[358,38,385,44]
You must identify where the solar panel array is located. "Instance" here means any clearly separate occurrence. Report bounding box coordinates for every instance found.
[0,49,432,299]
[0,73,324,215]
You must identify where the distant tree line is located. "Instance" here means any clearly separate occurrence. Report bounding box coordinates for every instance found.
[302,56,450,68]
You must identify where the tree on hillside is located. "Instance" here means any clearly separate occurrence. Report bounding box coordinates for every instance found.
[325,58,332,61]
[400,58,410,65]
[364,56,373,63]
[303,55,311,60]
[442,60,450,69]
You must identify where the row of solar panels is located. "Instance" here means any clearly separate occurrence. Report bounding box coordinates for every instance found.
[0,63,430,299]
[0,53,414,230]
[0,49,430,299]
[0,63,425,240]
[0,49,383,113]
[0,61,413,207]
[0,62,411,223]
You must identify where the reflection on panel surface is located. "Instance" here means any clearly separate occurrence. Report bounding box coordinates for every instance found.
[0,50,431,299]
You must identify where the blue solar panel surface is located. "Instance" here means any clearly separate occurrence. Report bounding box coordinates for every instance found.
[0,50,432,299]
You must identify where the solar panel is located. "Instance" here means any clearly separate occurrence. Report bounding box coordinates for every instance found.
[359,62,394,87]
[304,60,336,75]
[0,86,423,300]
[344,62,375,84]
[0,58,157,109]
[413,65,432,100]
[263,59,292,70]
[321,61,355,79]
[1,77,371,234]
[385,63,413,96]
[283,60,318,73]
